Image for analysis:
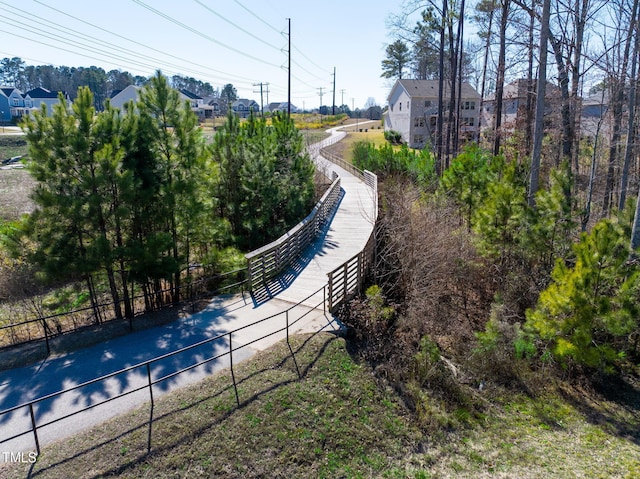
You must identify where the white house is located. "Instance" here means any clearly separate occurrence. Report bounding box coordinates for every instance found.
[385,79,481,149]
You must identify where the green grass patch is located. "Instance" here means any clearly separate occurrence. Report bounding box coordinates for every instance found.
[0,135,28,160]
[2,334,639,478]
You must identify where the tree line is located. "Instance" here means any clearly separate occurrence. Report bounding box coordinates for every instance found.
[15,71,315,321]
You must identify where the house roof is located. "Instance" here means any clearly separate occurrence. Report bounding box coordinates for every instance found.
[389,79,481,101]
[180,89,202,100]
[267,101,297,111]
[26,87,59,99]
[0,87,18,98]
[232,98,258,107]
[484,79,561,102]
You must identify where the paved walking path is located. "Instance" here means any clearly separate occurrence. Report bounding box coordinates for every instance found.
[0,126,376,457]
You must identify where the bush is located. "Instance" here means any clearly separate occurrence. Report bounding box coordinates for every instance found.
[384,129,402,144]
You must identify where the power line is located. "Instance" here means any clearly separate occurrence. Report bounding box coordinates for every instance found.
[131,0,282,69]
[232,0,332,75]
[193,0,281,52]
[27,0,259,85]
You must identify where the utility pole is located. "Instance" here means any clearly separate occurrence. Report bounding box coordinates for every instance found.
[287,18,291,116]
[253,82,268,117]
[332,67,336,115]
[317,87,324,118]
[340,89,346,108]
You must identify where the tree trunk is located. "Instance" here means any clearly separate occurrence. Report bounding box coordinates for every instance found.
[603,0,638,217]
[492,0,510,156]
[528,0,551,207]
[436,0,448,175]
[619,13,640,210]
[476,5,494,143]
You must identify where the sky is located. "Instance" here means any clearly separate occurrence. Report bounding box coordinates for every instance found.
[0,0,411,110]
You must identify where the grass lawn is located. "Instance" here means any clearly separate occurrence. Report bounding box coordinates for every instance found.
[3,333,638,478]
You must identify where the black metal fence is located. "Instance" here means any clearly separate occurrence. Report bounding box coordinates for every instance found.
[0,268,248,353]
[0,285,329,457]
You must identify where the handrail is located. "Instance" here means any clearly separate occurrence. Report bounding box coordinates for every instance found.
[0,268,248,352]
[0,284,330,457]
[245,172,341,291]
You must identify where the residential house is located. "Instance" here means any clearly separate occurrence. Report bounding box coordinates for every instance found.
[232,98,260,118]
[0,86,27,122]
[109,85,140,110]
[385,79,481,149]
[202,95,221,118]
[482,78,562,134]
[266,102,298,114]
[24,87,70,115]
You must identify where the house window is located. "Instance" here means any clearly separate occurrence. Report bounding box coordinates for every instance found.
[414,134,425,144]
[430,116,437,128]
[424,100,431,108]
[407,101,410,109]
[12,98,19,106]
[461,117,475,126]
[414,117,425,127]
[399,102,402,111]
[390,103,394,112]
[462,101,476,110]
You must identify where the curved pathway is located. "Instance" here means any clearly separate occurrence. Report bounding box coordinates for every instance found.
[0,126,376,457]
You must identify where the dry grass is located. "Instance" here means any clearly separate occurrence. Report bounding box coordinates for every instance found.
[2,333,639,478]
[0,168,35,222]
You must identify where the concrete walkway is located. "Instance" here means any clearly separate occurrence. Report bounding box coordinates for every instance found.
[0,126,376,456]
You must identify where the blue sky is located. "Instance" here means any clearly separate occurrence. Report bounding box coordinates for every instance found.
[0,0,410,109]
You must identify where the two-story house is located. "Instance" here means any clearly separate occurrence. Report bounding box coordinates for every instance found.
[24,87,70,115]
[482,79,562,135]
[385,79,481,149]
[0,87,27,122]
[232,98,260,118]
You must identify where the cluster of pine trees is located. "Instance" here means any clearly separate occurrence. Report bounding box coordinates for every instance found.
[17,72,315,321]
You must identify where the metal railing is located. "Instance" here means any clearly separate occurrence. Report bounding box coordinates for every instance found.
[0,285,330,458]
[0,268,248,352]
[245,172,341,292]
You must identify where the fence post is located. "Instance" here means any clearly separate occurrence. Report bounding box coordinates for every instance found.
[327,272,333,313]
[29,403,40,456]
[41,319,50,356]
[342,263,348,302]
[229,332,240,406]
[146,363,154,454]
[286,310,289,343]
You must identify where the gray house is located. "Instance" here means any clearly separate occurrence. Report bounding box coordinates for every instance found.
[24,87,70,115]
[385,79,481,149]
[109,85,140,110]
[232,98,259,118]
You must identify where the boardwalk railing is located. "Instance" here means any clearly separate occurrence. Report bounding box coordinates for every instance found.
[326,167,378,312]
[245,172,341,292]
